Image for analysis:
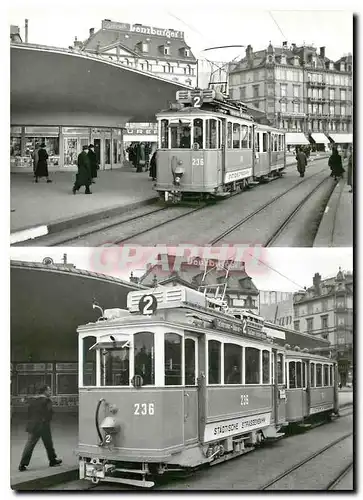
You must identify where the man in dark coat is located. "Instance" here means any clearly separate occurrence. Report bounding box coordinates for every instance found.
[296,147,307,177]
[88,144,99,183]
[19,385,62,471]
[328,147,345,181]
[135,142,146,172]
[35,143,52,183]
[73,145,92,194]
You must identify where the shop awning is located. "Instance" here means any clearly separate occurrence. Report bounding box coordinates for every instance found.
[310,133,330,144]
[328,133,353,144]
[285,133,309,145]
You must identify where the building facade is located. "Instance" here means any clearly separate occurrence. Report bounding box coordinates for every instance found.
[293,270,353,385]
[259,291,294,328]
[229,42,353,147]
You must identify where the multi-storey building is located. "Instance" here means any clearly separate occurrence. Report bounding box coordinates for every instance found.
[259,291,294,327]
[75,20,197,88]
[293,269,353,385]
[229,42,353,148]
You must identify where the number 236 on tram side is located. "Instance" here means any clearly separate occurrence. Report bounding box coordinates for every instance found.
[154,89,286,203]
[77,286,287,488]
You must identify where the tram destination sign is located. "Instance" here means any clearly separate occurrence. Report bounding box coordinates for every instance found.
[212,318,266,340]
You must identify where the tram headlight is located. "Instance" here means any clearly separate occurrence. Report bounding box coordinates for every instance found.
[100,416,119,434]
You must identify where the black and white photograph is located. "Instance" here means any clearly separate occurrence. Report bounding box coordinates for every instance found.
[7,0,356,493]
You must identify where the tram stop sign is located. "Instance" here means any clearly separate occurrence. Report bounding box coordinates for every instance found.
[138,294,158,315]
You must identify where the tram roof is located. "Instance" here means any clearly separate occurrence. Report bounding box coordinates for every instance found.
[157,106,254,121]
[11,43,190,126]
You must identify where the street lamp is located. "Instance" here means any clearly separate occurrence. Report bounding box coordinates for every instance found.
[200,45,245,95]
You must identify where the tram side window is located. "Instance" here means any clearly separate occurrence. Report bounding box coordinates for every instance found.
[277,353,284,384]
[208,340,221,384]
[218,120,222,148]
[224,343,242,384]
[289,361,296,389]
[296,361,302,388]
[330,365,334,387]
[227,122,233,149]
[185,338,196,386]
[134,332,155,385]
[248,127,252,149]
[82,336,96,386]
[263,133,268,152]
[160,119,169,149]
[324,364,329,387]
[193,118,203,149]
[302,361,307,387]
[316,363,322,387]
[165,333,182,385]
[281,135,285,151]
[241,125,248,148]
[262,350,270,384]
[206,119,217,149]
[233,123,240,149]
[310,363,315,388]
[245,347,260,384]
[101,348,130,386]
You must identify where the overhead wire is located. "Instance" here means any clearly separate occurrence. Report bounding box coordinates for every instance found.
[268,11,287,40]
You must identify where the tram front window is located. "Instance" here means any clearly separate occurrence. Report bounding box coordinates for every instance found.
[170,123,191,149]
[101,347,130,386]
[134,332,155,385]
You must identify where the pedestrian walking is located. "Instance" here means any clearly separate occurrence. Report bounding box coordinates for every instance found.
[35,143,52,183]
[136,142,146,172]
[31,143,40,179]
[296,146,307,178]
[18,385,62,471]
[328,147,345,181]
[88,144,99,184]
[347,147,353,193]
[149,144,157,181]
[73,145,92,194]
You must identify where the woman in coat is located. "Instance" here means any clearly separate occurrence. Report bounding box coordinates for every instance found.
[73,145,92,194]
[35,143,52,183]
[296,147,307,178]
[149,144,157,181]
[328,147,345,181]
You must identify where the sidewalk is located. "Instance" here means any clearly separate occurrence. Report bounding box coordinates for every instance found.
[313,171,353,247]
[10,388,352,490]
[10,168,157,243]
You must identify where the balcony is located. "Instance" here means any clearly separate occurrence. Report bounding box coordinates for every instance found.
[307,97,326,102]
[307,81,326,87]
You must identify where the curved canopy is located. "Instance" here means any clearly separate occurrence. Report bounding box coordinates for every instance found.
[11,43,189,127]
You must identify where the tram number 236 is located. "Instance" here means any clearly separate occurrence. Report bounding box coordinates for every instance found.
[192,158,204,166]
[240,395,249,406]
[134,403,155,415]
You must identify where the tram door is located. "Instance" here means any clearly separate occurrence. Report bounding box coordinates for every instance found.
[272,350,287,425]
[183,335,199,444]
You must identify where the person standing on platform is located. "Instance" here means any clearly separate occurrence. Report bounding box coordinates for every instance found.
[328,147,345,181]
[88,144,99,184]
[149,144,157,181]
[31,143,39,180]
[296,146,307,178]
[18,385,62,471]
[35,143,52,183]
[73,145,92,194]
[136,142,146,172]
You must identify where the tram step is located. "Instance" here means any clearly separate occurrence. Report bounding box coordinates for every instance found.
[114,467,147,475]
[99,476,154,488]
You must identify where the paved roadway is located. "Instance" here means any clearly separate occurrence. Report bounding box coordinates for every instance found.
[48,407,353,491]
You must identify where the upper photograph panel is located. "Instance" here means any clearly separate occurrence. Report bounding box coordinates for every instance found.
[10,8,353,247]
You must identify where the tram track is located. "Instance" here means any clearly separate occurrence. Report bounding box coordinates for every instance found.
[326,461,353,490]
[209,168,328,246]
[259,431,353,490]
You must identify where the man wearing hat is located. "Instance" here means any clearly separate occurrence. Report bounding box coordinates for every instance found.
[35,143,52,183]
[88,144,99,183]
[73,145,92,194]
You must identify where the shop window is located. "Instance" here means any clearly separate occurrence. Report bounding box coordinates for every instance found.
[289,361,296,388]
[205,119,217,149]
[296,361,302,388]
[193,118,203,149]
[224,343,242,384]
[160,119,169,149]
[232,123,240,149]
[277,353,284,384]
[134,332,155,385]
[241,125,248,148]
[208,340,221,384]
[57,374,78,395]
[316,363,322,387]
[10,137,21,157]
[17,374,53,396]
[101,347,130,386]
[227,122,233,149]
[262,350,270,384]
[165,333,182,385]
[324,364,329,387]
[245,347,260,384]
[185,338,196,386]
[310,363,315,387]
[82,336,96,386]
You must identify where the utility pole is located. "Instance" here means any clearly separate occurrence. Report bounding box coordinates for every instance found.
[25,19,28,43]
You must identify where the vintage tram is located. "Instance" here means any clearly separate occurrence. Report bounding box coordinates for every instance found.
[154,89,286,203]
[76,286,339,488]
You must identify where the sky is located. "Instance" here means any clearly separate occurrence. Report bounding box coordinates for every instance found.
[6,0,355,63]
[10,247,353,293]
